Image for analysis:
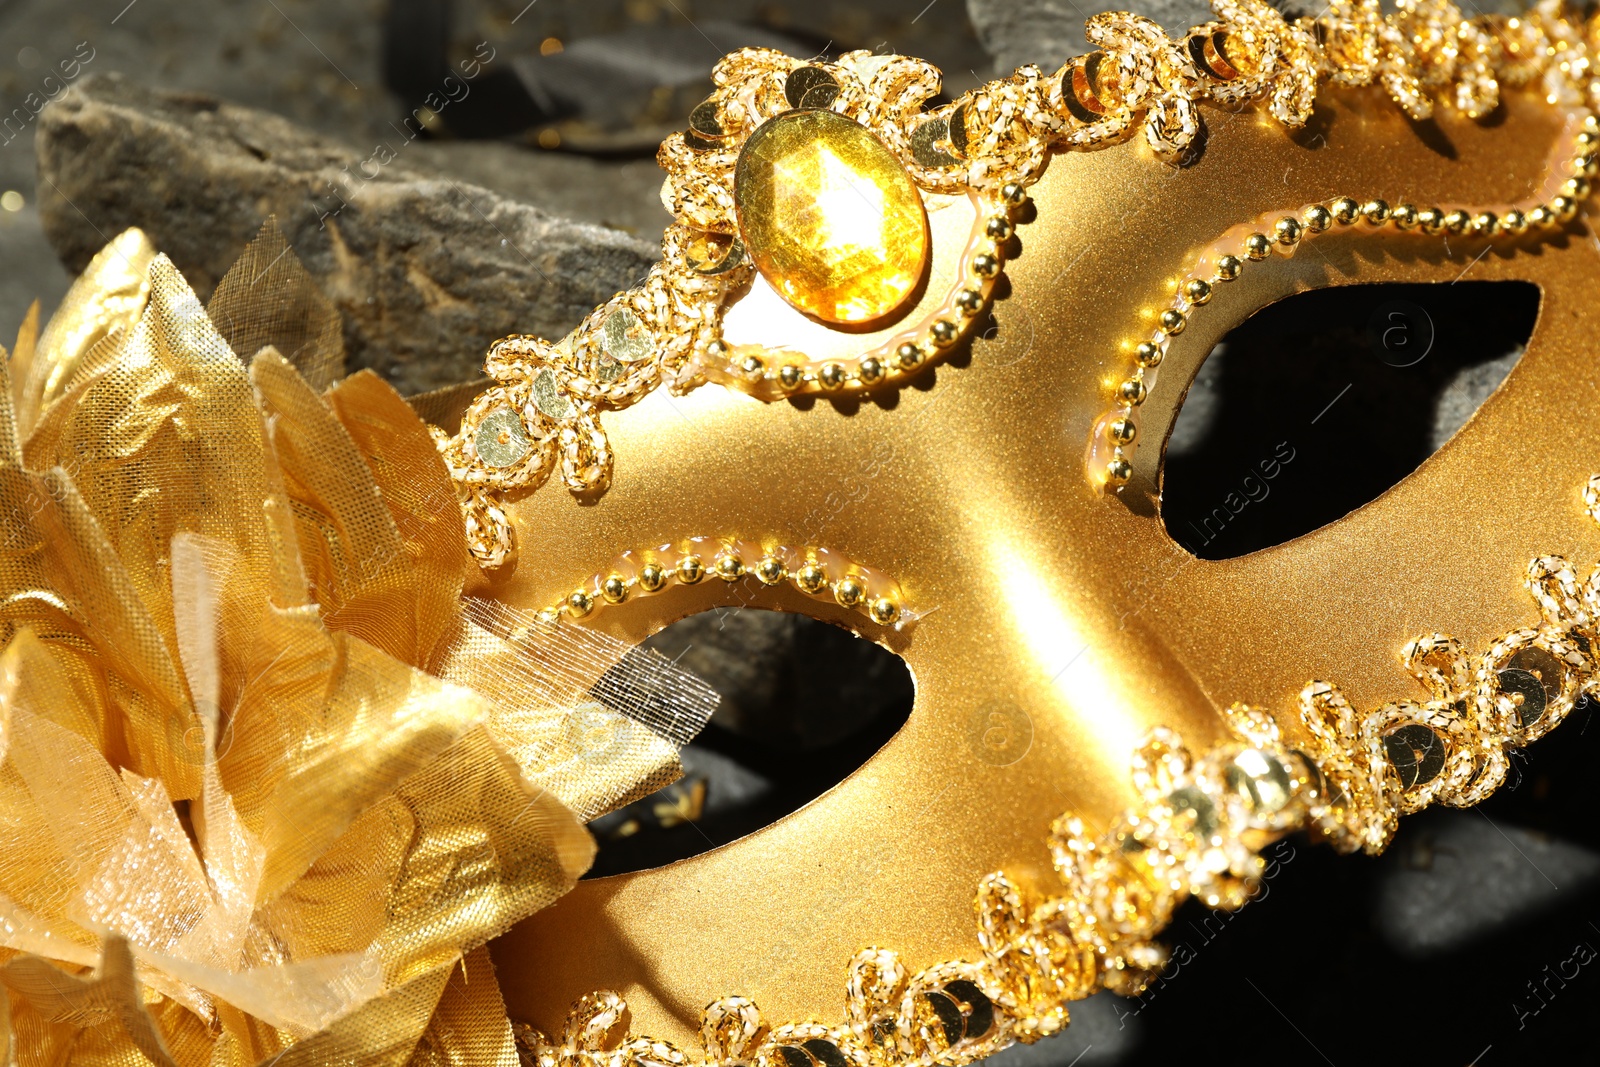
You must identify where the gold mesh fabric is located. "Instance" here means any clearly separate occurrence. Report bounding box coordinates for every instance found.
[207,218,344,392]
[0,227,715,1065]
[14,228,155,440]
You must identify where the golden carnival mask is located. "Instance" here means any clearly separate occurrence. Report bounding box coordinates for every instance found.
[425,0,1600,1058]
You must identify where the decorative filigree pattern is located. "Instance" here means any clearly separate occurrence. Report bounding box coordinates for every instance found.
[440,0,1600,569]
[517,474,1600,1067]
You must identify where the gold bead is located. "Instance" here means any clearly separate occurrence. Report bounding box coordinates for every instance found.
[1105,457,1133,486]
[1416,207,1443,234]
[1499,208,1527,235]
[1360,198,1390,224]
[1118,378,1147,405]
[1552,195,1579,221]
[1564,176,1591,200]
[859,356,884,383]
[1134,341,1162,367]
[1244,233,1271,260]
[639,562,667,591]
[819,363,847,389]
[795,562,827,595]
[954,288,984,316]
[1443,209,1470,233]
[778,364,804,390]
[1159,308,1186,334]
[714,551,744,581]
[896,342,924,369]
[1214,254,1243,281]
[1000,181,1027,207]
[1303,204,1333,232]
[1273,216,1303,245]
[985,216,1014,240]
[1472,210,1498,236]
[1581,130,1599,149]
[1108,416,1137,444]
[1588,114,1600,133]
[868,597,900,625]
[566,589,594,617]
[602,575,628,603]
[1576,152,1598,177]
[1184,278,1212,305]
[739,354,765,377]
[1526,204,1553,228]
[755,556,785,584]
[1330,197,1360,225]
[833,576,866,608]
[1390,203,1418,230]
[705,338,730,360]
[972,252,1001,278]
[930,319,959,347]
[677,555,705,584]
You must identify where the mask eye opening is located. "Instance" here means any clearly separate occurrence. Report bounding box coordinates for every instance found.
[1158,280,1541,561]
[585,608,914,877]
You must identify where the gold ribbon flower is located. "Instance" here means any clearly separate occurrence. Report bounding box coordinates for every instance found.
[0,224,712,1065]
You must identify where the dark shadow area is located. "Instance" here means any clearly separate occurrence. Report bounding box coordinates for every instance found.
[1111,696,1600,1065]
[1161,281,1540,560]
[584,610,914,877]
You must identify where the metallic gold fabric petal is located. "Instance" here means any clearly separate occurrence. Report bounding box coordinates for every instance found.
[0,633,113,964]
[0,228,710,1066]
[206,218,344,391]
[323,370,469,671]
[5,300,39,438]
[268,963,452,1067]
[251,350,419,666]
[17,229,155,439]
[0,937,175,1067]
[0,461,198,795]
[245,631,495,903]
[45,255,303,664]
[20,327,134,475]
[407,948,520,1067]
[436,609,682,822]
[379,726,593,982]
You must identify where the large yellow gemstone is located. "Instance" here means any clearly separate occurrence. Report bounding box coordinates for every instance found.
[734,109,929,325]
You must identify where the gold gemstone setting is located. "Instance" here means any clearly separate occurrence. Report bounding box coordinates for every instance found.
[734,108,929,326]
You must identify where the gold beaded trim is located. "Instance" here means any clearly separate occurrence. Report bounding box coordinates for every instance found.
[440,0,1600,570]
[1090,108,1600,488]
[541,537,912,630]
[516,472,1600,1067]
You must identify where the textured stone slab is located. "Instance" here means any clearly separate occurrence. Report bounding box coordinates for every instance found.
[35,74,658,394]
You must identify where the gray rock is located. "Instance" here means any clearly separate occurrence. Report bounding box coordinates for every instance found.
[404,140,672,238]
[1431,344,1520,452]
[980,992,1141,1066]
[1375,811,1600,957]
[34,74,658,394]
[966,0,1213,74]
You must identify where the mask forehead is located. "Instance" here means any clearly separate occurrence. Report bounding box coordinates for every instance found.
[487,87,1599,1042]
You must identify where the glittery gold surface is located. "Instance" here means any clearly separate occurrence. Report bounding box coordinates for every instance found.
[491,86,1600,1045]
[735,109,930,325]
